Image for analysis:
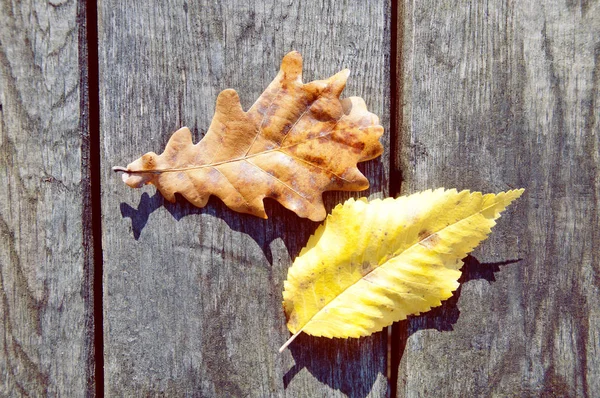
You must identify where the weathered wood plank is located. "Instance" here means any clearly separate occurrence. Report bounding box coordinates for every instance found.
[99,1,391,396]
[396,0,599,396]
[0,0,95,396]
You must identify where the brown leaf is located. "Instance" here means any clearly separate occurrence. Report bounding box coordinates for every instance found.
[114,51,383,221]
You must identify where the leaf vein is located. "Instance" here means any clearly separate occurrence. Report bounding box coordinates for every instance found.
[244,159,310,201]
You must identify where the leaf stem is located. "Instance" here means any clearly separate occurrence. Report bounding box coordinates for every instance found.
[279,330,303,353]
[112,166,128,173]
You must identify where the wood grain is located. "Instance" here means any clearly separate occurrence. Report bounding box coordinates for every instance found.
[396,0,600,396]
[0,0,96,396]
[99,1,391,396]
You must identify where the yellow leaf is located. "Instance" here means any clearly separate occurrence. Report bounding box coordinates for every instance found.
[280,188,524,351]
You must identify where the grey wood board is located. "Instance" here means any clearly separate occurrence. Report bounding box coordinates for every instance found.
[99,1,391,396]
[396,0,599,396]
[0,0,95,396]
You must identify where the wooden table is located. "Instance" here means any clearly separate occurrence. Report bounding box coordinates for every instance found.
[1,0,598,396]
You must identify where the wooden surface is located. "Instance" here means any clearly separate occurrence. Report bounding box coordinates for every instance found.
[396,0,600,396]
[99,1,390,396]
[3,0,600,396]
[0,0,96,396]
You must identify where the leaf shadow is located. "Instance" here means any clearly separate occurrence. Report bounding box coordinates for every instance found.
[120,192,176,240]
[406,255,522,333]
[119,187,388,397]
[390,255,523,394]
[119,154,384,242]
[118,192,318,264]
[119,194,521,397]
[283,333,387,398]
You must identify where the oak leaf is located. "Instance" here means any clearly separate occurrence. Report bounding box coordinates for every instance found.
[113,51,383,221]
[280,188,524,351]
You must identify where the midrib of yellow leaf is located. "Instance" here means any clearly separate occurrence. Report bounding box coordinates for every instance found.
[295,195,507,334]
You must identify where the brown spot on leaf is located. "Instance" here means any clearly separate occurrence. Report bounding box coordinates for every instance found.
[286,310,298,328]
[318,136,329,145]
[304,154,326,167]
[360,261,376,276]
[418,229,440,248]
[352,141,366,152]
[418,229,432,240]
[267,190,281,200]
[331,131,365,153]
[281,121,293,136]
[299,281,310,290]
[142,153,156,169]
